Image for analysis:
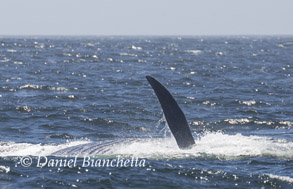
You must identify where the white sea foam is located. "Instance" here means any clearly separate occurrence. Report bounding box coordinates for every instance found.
[240,100,256,106]
[19,84,68,92]
[215,51,225,56]
[224,118,250,124]
[7,49,17,53]
[0,58,10,63]
[0,140,90,157]
[114,132,293,159]
[184,50,202,55]
[49,87,69,92]
[254,121,274,125]
[202,101,216,106]
[119,53,137,57]
[1,132,292,159]
[266,174,293,183]
[279,121,293,127]
[16,105,31,112]
[130,45,142,50]
[19,84,41,89]
[14,61,23,65]
[0,165,10,173]
[193,132,293,159]
[68,95,75,99]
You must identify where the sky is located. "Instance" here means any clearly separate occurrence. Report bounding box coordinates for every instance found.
[0,0,293,36]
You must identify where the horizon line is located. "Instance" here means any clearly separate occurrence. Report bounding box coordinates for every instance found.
[1,34,293,38]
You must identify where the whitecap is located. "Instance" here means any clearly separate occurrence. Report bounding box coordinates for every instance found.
[240,100,256,106]
[170,67,176,70]
[184,50,202,55]
[7,49,17,53]
[266,174,293,183]
[119,53,137,57]
[19,84,42,90]
[283,42,293,47]
[224,118,250,124]
[202,101,216,106]
[48,87,68,92]
[254,121,274,125]
[0,165,10,173]
[68,95,75,99]
[16,105,31,112]
[14,61,23,65]
[19,84,68,92]
[215,51,225,56]
[131,45,142,50]
[279,121,293,127]
[0,58,10,63]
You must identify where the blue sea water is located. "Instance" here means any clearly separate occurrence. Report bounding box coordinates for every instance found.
[0,36,293,188]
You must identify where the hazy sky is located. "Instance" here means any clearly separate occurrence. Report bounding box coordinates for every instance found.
[1,0,293,36]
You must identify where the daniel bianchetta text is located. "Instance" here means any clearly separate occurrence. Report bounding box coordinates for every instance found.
[19,156,146,168]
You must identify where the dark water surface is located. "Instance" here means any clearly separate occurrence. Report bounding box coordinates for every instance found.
[0,36,293,188]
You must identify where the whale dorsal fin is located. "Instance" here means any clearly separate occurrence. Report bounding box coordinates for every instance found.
[146,76,195,149]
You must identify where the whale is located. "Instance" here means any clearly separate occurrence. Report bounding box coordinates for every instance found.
[3,76,292,159]
[52,76,195,156]
[145,76,194,149]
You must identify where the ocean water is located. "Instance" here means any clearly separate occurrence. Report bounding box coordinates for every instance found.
[0,36,293,188]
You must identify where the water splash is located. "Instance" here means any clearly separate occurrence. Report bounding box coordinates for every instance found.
[1,132,292,159]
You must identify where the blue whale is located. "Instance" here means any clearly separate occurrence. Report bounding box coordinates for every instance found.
[52,76,195,156]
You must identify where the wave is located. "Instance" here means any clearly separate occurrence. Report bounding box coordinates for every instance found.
[278,42,293,48]
[19,84,69,92]
[191,119,293,129]
[265,174,293,184]
[1,132,292,159]
[0,140,90,157]
[0,165,10,173]
[130,45,142,50]
[119,53,138,57]
[184,50,202,55]
[240,100,256,106]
